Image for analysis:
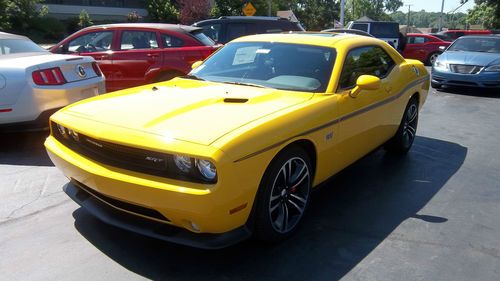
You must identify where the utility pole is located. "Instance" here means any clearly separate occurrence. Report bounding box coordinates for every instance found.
[340,0,346,27]
[406,5,411,34]
[438,0,445,31]
[268,0,272,16]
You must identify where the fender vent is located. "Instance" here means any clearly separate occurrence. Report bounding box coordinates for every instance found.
[223,98,248,103]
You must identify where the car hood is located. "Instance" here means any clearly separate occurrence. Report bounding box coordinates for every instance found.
[439,51,500,66]
[61,79,314,146]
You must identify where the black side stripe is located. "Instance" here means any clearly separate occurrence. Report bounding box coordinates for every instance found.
[233,75,429,163]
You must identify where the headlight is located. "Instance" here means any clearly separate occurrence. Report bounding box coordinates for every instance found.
[56,123,67,137]
[196,159,217,180]
[173,155,193,173]
[484,65,500,72]
[433,61,448,71]
[67,129,79,142]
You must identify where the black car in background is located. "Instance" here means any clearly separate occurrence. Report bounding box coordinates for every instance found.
[193,16,305,44]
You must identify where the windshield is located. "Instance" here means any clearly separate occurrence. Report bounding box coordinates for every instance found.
[0,38,47,56]
[448,37,500,53]
[191,30,216,46]
[189,42,336,92]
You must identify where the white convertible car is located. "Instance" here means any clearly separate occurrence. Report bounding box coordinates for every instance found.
[0,32,105,131]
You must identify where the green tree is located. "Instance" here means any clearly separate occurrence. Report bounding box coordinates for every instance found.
[147,0,179,23]
[466,0,499,29]
[467,2,497,29]
[288,0,340,30]
[78,9,93,29]
[346,0,403,21]
[5,0,47,32]
[0,0,10,30]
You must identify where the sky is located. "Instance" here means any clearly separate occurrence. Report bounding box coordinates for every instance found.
[397,0,475,13]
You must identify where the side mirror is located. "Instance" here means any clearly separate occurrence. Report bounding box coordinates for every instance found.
[438,46,446,51]
[191,60,203,69]
[350,75,381,98]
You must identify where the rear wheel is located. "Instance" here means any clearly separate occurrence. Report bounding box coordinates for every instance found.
[385,97,419,154]
[253,146,312,242]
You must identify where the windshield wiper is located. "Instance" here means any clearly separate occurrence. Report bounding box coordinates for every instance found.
[222,81,269,88]
[181,74,205,81]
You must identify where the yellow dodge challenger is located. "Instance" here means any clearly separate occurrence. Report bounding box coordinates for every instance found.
[45,32,429,249]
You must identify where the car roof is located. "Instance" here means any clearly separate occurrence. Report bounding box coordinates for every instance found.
[0,31,29,40]
[351,21,397,24]
[195,16,292,24]
[213,16,289,21]
[80,23,202,34]
[322,29,374,37]
[232,32,382,48]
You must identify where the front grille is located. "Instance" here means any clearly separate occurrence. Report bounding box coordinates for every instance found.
[449,64,482,74]
[51,122,216,183]
[52,122,172,177]
[72,179,171,223]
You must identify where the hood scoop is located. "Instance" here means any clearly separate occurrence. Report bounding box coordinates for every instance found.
[223,98,248,103]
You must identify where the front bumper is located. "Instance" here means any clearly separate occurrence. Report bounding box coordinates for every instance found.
[45,133,262,247]
[65,180,251,249]
[431,68,500,88]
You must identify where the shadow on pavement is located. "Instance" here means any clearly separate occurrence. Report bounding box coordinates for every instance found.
[436,86,500,99]
[0,131,53,166]
[72,136,467,281]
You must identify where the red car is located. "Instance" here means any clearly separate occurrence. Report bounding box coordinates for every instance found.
[403,33,451,65]
[50,23,218,92]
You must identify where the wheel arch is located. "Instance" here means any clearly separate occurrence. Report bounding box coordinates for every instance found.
[246,138,317,230]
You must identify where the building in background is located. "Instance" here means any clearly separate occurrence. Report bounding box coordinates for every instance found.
[41,0,148,21]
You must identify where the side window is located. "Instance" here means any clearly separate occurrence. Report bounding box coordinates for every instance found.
[67,31,113,53]
[120,31,158,50]
[226,23,249,41]
[414,36,427,44]
[201,24,222,42]
[161,34,183,48]
[351,23,369,32]
[339,46,395,89]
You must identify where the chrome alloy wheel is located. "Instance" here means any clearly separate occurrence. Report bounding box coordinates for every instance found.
[268,157,310,234]
[402,103,418,148]
[429,53,439,65]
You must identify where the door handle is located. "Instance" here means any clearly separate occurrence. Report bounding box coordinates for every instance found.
[147,53,159,58]
[95,54,110,60]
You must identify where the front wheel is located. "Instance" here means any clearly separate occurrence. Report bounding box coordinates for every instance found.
[427,52,440,66]
[385,97,419,154]
[253,146,312,242]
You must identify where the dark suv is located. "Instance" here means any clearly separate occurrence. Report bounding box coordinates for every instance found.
[193,16,304,44]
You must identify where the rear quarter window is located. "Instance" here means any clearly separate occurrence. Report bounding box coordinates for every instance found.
[370,23,399,38]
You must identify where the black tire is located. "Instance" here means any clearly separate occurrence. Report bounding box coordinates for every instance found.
[385,97,419,154]
[431,81,442,89]
[426,52,440,66]
[253,146,312,242]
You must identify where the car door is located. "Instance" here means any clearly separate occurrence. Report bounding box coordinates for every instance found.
[110,29,162,91]
[333,46,401,167]
[58,30,115,84]
[404,35,428,62]
[158,32,198,77]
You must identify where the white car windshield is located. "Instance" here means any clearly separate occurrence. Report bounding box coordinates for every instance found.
[0,38,47,56]
[190,42,336,92]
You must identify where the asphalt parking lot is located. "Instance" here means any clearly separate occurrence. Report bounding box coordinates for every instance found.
[1,82,499,281]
